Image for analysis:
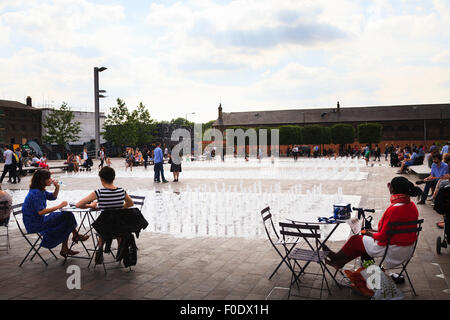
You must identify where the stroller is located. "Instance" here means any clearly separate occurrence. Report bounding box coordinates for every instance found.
[390,152,400,167]
[434,184,450,254]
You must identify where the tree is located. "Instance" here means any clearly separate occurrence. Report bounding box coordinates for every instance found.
[331,124,355,145]
[302,125,325,145]
[102,98,137,147]
[357,123,383,145]
[130,102,157,146]
[279,125,303,145]
[42,102,81,145]
[170,117,194,128]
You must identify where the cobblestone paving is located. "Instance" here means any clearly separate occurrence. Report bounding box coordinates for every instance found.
[0,158,449,300]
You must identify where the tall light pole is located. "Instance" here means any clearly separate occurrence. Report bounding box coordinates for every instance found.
[94,66,107,159]
[185,112,195,121]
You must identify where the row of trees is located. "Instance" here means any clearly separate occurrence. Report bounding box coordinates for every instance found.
[225,123,383,147]
[278,123,383,146]
[41,99,217,148]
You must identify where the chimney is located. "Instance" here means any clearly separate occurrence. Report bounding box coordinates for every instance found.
[218,103,223,121]
[337,101,340,113]
[26,96,32,107]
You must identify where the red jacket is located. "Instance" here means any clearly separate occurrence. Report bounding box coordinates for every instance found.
[372,196,419,246]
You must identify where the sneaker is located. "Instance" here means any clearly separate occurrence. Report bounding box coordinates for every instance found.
[162,180,169,183]
[415,180,425,185]
[95,249,104,265]
[390,273,405,284]
[417,200,425,205]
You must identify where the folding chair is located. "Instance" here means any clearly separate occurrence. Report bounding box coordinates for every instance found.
[378,219,424,296]
[0,201,11,252]
[279,221,340,299]
[129,195,145,210]
[12,204,58,266]
[260,207,302,280]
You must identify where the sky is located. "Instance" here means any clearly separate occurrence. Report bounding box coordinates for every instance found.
[0,0,449,123]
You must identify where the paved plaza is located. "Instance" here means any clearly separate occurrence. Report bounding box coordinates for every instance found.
[0,157,449,300]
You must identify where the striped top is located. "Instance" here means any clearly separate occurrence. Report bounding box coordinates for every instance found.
[95,187,126,209]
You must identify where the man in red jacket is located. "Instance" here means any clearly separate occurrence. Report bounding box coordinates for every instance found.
[325,177,422,270]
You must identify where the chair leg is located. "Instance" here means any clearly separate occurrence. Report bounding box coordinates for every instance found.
[403,269,417,296]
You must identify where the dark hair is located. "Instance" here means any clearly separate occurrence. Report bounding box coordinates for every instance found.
[432,153,442,161]
[30,169,51,190]
[390,177,422,197]
[99,166,115,183]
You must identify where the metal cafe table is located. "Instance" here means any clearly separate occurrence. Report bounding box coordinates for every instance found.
[60,206,100,265]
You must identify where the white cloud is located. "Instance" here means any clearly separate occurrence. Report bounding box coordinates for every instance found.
[0,0,449,123]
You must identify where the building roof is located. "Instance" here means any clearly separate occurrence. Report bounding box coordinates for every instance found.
[213,103,450,127]
[0,99,37,111]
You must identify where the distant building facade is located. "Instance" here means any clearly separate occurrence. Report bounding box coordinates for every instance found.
[212,102,450,146]
[41,108,106,145]
[0,97,42,146]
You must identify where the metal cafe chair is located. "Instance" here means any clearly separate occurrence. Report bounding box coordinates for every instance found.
[12,204,58,267]
[279,221,339,300]
[378,219,424,296]
[0,201,11,252]
[260,207,302,281]
[129,195,146,210]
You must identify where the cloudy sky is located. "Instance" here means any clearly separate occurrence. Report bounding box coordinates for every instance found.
[1,0,449,123]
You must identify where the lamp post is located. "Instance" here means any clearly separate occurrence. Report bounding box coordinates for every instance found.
[94,66,107,159]
[185,112,195,121]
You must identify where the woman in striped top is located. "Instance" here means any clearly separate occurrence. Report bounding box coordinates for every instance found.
[76,166,133,263]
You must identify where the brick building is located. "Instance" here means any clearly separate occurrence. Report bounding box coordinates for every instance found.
[0,97,42,146]
[212,102,450,149]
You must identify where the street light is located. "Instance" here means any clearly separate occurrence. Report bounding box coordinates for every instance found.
[94,66,107,159]
[185,112,195,120]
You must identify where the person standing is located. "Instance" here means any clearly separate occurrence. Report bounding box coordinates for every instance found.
[0,145,17,184]
[142,146,149,169]
[154,142,168,183]
[98,147,105,169]
[15,147,24,177]
[168,152,182,182]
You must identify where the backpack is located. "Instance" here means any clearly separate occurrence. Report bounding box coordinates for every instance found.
[117,234,137,268]
[12,152,19,165]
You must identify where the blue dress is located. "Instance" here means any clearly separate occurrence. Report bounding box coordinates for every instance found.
[22,189,77,249]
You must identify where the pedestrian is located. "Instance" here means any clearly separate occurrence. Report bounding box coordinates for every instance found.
[0,145,18,184]
[142,146,149,169]
[125,148,134,172]
[154,142,168,183]
[98,147,105,169]
[384,144,389,161]
[169,150,182,182]
[15,147,24,177]
[374,144,381,162]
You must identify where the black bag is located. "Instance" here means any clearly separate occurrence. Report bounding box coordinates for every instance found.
[117,234,137,267]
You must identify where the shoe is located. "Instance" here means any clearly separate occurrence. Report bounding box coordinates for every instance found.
[162,180,169,183]
[72,233,89,243]
[60,249,80,258]
[417,200,425,205]
[155,180,161,183]
[415,180,425,185]
[390,273,405,284]
[95,249,104,265]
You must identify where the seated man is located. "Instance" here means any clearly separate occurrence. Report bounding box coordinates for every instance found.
[75,166,134,264]
[397,148,419,173]
[417,153,449,204]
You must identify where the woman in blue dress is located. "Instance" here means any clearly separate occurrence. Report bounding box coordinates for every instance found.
[22,169,89,257]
